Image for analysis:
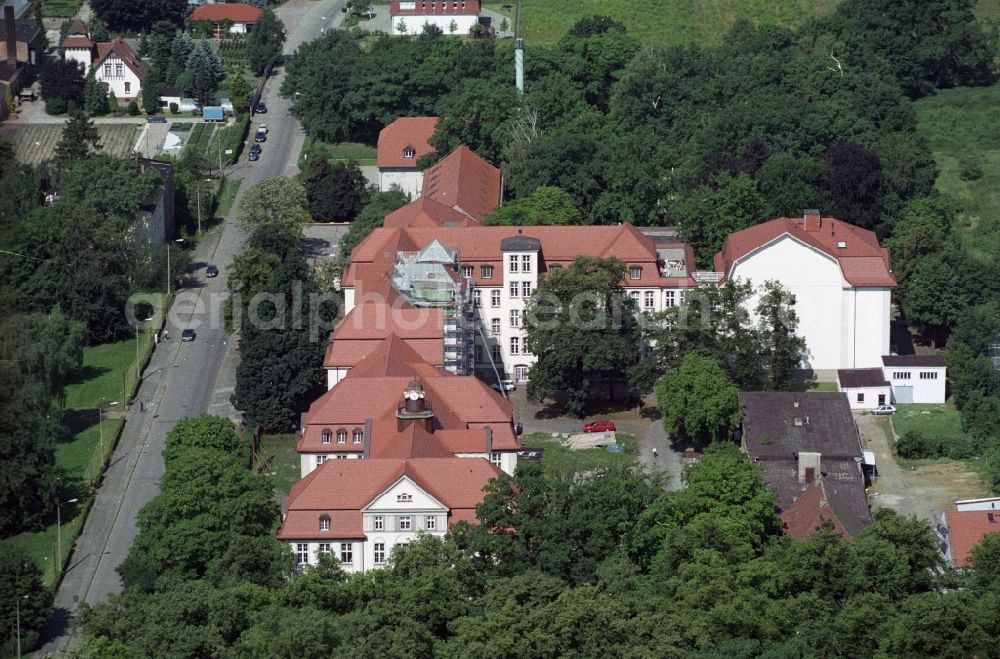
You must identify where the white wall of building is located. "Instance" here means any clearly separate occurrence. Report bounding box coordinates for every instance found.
[729,235,889,373]
[391,14,479,35]
[839,385,891,410]
[300,452,363,478]
[94,53,142,100]
[64,48,91,70]
[883,366,946,404]
[379,169,423,198]
[327,367,349,390]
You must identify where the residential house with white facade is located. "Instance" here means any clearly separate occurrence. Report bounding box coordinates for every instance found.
[189,3,262,36]
[390,0,481,35]
[377,116,439,198]
[715,210,896,376]
[60,27,146,102]
[278,457,499,572]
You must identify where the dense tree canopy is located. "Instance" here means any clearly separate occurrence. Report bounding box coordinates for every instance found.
[301,159,370,222]
[655,353,741,447]
[247,8,286,76]
[90,0,187,33]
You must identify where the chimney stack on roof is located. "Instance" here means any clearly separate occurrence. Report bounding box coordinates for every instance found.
[363,418,372,458]
[803,209,821,232]
[4,5,16,66]
[798,451,821,484]
[484,426,493,455]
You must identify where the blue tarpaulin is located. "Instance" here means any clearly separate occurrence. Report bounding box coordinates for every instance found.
[202,106,224,121]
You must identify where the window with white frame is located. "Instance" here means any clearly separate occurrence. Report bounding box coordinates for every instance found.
[397,493,413,502]
[644,291,655,310]
[491,345,502,362]
[426,516,436,530]
[490,451,502,467]
[491,318,501,336]
[403,146,415,158]
[893,371,911,380]
[919,371,938,379]
[399,515,412,530]
[320,515,330,531]
[629,266,642,280]
[491,289,501,307]
[473,289,481,306]
[522,255,531,272]
[115,62,123,77]
[337,428,347,443]
[522,281,531,297]
[336,455,347,460]
[318,542,331,554]
[321,428,332,444]
[630,291,640,303]
[510,309,520,327]
[509,281,519,298]
[509,255,519,272]
[340,543,353,564]
[104,63,111,76]
[124,82,130,94]
[373,515,384,530]
[857,393,864,403]
[316,455,326,466]
[664,290,676,308]
[462,265,473,278]
[374,542,386,564]
[295,543,309,565]
[353,428,363,444]
[514,365,528,382]
[482,264,493,279]
[510,337,520,355]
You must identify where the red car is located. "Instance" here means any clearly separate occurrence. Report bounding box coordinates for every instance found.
[583,419,616,433]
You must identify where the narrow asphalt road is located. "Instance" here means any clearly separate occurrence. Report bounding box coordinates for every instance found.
[37,1,344,653]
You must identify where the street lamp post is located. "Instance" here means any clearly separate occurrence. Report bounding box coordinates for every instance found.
[56,498,79,576]
[15,594,28,659]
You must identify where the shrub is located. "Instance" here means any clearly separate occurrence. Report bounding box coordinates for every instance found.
[127,100,139,116]
[959,157,983,181]
[169,102,179,114]
[46,97,67,115]
[895,430,934,459]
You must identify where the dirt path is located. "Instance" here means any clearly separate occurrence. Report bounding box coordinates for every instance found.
[856,412,988,525]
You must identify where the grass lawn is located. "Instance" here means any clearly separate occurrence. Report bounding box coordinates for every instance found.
[788,380,839,393]
[2,506,86,586]
[892,404,975,445]
[186,123,215,158]
[255,433,301,496]
[520,431,636,476]
[914,83,1000,262]
[311,141,377,166]
[494,0,839,46]
[215,177,242,219]
[42,0,79,17]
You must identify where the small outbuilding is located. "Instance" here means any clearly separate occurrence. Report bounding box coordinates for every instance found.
[881,355,947,404]
[837,368,891,410]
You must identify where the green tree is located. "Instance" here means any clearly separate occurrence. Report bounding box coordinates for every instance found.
[83,70,108,116]
[968,532,1000,593]
[237,176,311,230]
[247,9,286,76]
[186,40,222,106]
[301,159,370,221]
[337,188,410,261]
[654,352,741,447]
[107,89,119,113]
[673,172,766,265]
[90,0,187,32]
[40,58,86,114]
[141,80,160,115]
[524,256,641,417]
[4,86,14,116]
[54,109,102,162]
[0,547,53,656]
[755,280,806,389]
[228,74,252,115]
[162,415,245,467]
[483,186,582,226]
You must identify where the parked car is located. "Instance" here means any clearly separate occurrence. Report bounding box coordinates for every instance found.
[254,130,267,143]
[873,404,896,415]
[490,380,515,392]
[583,419,616,433]
[181,329,196,342]
[249,144,261,161]
[255,101,267,114]
[206,264,219,278]
[257,123,268,134]
[146,116,167,123]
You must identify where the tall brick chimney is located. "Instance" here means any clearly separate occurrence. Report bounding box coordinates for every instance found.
[4,5,17,67]
[803,209,821,232]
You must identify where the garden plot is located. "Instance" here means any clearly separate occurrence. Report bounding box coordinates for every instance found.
[0,123,143,165]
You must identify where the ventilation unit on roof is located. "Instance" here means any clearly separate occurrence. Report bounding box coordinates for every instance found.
[837,241,847,248]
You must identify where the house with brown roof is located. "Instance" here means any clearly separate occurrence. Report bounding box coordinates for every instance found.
[377,116,439,198]
[0,3,41,116]
[278,457,499,572]
[189,3,263,37]
[740,391,871,539]
[59,26,146,102]
[716,210,896,377]
[945,509,1000,567]
[836,368,891,411]
[390,0,482,36]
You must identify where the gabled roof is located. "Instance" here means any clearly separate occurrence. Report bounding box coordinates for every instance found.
[94,37,146,79]
[377,116,439,168]
[946,510,1000,567]
[780,480,865,541]
[882,355,947,368]
[60,36,94,49]
[65,18,88,37]
[715,215,896,288]
[421,145,501,222]
[384,196,478,229]
[837,368,889,389]
[190,2,263,23]
[277,458,499,540]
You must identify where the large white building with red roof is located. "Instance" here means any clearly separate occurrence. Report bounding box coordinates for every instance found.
[390,0,482,36]
[377,116,439,198]
[715,210,896,374]
[189,3,263,36]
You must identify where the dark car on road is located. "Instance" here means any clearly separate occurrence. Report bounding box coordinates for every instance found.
[206,264,219,278]
[255,102,267,114]
[181,329,196,342]
[248,144,261,161]
[583,419,616,433]
[254,130,267,143]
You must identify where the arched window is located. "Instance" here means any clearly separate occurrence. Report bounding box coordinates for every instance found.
[321,428,332,444]
[353,428,363,444]
[319,514,330,532]
[336,428,347,444]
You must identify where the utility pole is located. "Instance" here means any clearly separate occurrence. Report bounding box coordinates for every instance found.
[56,498,78,576]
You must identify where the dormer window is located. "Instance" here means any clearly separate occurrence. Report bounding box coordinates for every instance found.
[397,493,413,502]
[337,428,347,444]
[320,514,331,531]
[629,266,642,280]
[462,265,473,278]
[481,264,493,279]
[321,428,332,444]
[403,146,415,158]
[353,428,363,444]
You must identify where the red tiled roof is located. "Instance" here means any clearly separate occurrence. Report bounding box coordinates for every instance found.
[66,18,88,37]
[714,215,896,288]
[390,0,481,15]
[384,196,479,229]
[278,458,498,540]
[333,303,444,341]
[94,37,146,79]
[190,3,263,23]
[780,480,857,541]
[946,510,1000,567]
[60,36,93,49]
[421,145,500,222]
[378,116,439,168]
